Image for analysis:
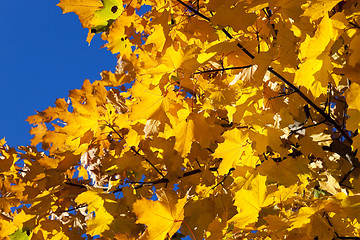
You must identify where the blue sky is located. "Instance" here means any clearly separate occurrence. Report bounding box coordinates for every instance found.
[0,1,117,147]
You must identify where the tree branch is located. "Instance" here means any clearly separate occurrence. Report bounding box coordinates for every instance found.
[193,65,253,74]
[65,178,87,189]
[176,0,210,21]
[54,203,88,214]
[113,166,219,193]
[289,119,326,135]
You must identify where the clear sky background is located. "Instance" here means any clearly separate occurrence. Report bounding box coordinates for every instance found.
[0,1,118,147]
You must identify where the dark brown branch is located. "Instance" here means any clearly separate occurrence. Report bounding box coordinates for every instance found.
[289,120,326,135]
[268,89,296,99]
[113,166,219,193]
[194,65,253,74]
[349,21,360,29]
[176,0,210,21]
[175,0,353,144]
[54,203,88,214]
[339,167,355,188]
[65,179,87,189]
[212,167,235,189]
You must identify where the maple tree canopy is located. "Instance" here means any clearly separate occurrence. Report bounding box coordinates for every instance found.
[2,0,360,239]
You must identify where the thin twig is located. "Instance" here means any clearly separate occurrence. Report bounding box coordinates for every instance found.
[54,203,88,214]
[194,65,253,74]
[349,21,360,29]
[268,89,296,99]
[339,167,355,188]
[113,166,219,193]
[176,0,210,21]
[65,179,87,189]
[212,167,235,189]
[289,120,326,135]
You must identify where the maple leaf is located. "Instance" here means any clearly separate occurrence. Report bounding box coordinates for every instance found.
[302,0,342,21]
[230,174,274,228]
[90,0,123,32]
[210,2,257,33]
[257,156,310,187]
[0,220,18,238]
[173,111,222,157]
[75,189,116,236]
[132,190,187,240]
[213,128,254,175]
[57,0,103,28]
[129,83,180,124]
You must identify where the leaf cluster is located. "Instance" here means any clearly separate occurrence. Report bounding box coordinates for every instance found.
[2,0,360,239]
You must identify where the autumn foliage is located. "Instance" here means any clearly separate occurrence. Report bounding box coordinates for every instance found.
[2,0,360,239]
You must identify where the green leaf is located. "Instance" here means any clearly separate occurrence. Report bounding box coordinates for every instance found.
[10,229,31,240]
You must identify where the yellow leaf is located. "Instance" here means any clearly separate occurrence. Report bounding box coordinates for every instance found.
[269,184,299,204]
[319,173,342,196]
[302,0,342,21]
[345,82,360,111]
[87,208,114,236]
[341,194,360,221]
[90,0,123,32]
[294,53,333,98]
[230,174,273,228]
[13,210,36,228]
[271,0,306,22]
[173,112,222,157]
[129,83,177,123]
[257,157,310,187]
[0,219,18,238]
[213,128,250,175]
[299,13,346,60]
[145,25,166,52]
[210,2,257,33]
[143,45,200,85]
[103,14,134,56]
[173,117,194,157]
[57,0,103,28]
[77,166,89,180]
[29,123,47,146]
[75,189,104,212]
[251,51,273,83]
[349,35,360,68]
[133,190,187,240]
[290,207,317,229]
[162,45,199,72]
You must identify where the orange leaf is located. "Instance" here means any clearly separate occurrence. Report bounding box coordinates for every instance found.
[132,190,187,240]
